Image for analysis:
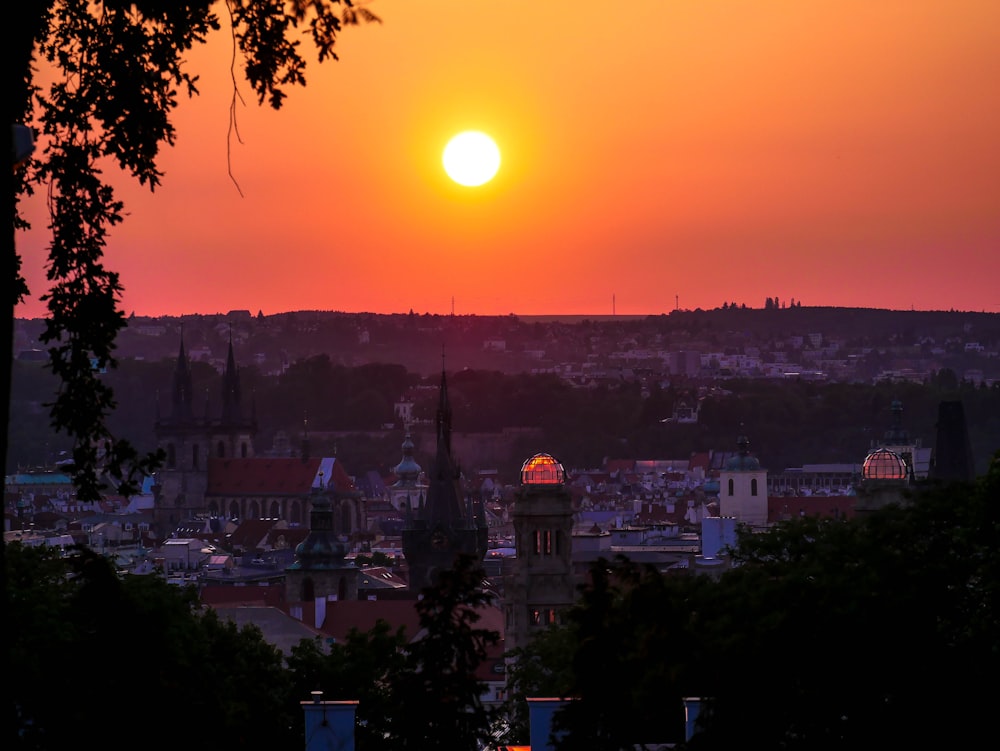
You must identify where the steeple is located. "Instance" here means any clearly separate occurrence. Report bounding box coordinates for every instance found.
[171,335,194,419]
[401,361,488,593]
[435,351,452,454]
[393,429,422,487]
[221,327,243,423]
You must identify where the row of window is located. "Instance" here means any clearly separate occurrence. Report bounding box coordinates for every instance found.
[506,606,561,628]
[164,440,250,469]
[726,478,759,496]
[532,529,563,556]
[531,608,559,626]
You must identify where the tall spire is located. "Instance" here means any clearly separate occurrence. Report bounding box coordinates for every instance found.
[436,349,452,455]
[400,354,488,593]
[221,326,242,423]
[423,359,463,527]
[171,334,193,419]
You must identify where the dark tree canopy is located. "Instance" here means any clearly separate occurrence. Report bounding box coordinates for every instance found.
[7,542,295,749]
[502,456,1000,750]
[7,544,501,750]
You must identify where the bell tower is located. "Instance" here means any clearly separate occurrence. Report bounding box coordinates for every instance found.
[505,453,575,654]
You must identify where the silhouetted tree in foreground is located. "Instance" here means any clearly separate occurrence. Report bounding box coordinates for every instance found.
[538,455,1000,750]
[7,543,295,749]
[7,0,379,503]
[7,546,499,750]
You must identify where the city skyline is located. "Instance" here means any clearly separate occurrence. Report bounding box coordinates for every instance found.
[15,0,1000,319]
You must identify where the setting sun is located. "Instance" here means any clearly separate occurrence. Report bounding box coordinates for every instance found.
[442,131,501,187]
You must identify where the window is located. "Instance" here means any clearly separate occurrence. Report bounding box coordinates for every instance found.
[192,444,200,470]
[534,530,541,555]
[727,478,734,496]
[217,441,225,458]
[751,478,758,496]
[241,442,248,458]
[531,608,541,625]
[543,530,552,555]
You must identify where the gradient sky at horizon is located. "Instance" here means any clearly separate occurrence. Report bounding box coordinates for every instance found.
[15,0,1000,318]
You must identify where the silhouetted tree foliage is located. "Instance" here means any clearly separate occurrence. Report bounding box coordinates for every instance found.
[390,553,501,750]
[6,0,380,505]
[8,546,501,751]
[286,619,410,749]
[8,543,296,749]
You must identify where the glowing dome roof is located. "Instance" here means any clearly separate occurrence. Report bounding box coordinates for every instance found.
[520,453,566,485]
[862,447,908,481]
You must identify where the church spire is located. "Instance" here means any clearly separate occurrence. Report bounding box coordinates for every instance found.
[221,326,242,424]
[171,333,193,419]
[436,350,452,455]
[400,353,488,593]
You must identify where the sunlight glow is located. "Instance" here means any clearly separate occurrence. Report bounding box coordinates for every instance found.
[442,131,501,187]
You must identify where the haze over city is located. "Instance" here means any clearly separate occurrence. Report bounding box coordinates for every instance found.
[14,0,1000,319]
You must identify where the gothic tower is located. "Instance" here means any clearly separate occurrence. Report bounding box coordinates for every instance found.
[401,367,489,593]
[152,332,257,531]
[505,453,575,654]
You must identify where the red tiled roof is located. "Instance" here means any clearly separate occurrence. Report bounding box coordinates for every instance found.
[266,527,308,549]
[688,452,711,471]
[297,599,505,646]
[200,583,286,607]
[324,459,357,493]
[229,518,284,549]
[604,459,635,474]
[206,457,321,495]
[313,599,424,643]
[767,495,857,523]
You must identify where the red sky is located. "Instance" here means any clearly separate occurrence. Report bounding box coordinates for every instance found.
[15,0,1000,318]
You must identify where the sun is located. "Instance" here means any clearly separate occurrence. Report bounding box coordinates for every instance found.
[442,131,501,187]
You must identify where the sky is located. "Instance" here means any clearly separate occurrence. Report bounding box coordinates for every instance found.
[15,0,1000,318]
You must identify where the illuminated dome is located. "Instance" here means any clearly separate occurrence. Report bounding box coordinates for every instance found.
[862,447,908,481]
[520,453,566,485]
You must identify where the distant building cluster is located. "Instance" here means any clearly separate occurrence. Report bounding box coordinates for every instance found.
[4,329,980,717]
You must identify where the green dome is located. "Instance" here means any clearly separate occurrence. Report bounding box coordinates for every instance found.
[725,435,760,470]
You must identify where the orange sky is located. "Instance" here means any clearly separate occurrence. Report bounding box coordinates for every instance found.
[15,0,1000,318]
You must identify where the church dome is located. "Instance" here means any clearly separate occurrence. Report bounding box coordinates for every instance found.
[862,447,908,480]
[520,453,566,485]
[393,432,422,481]
[725,435,761,471]
[725,453,761,471]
